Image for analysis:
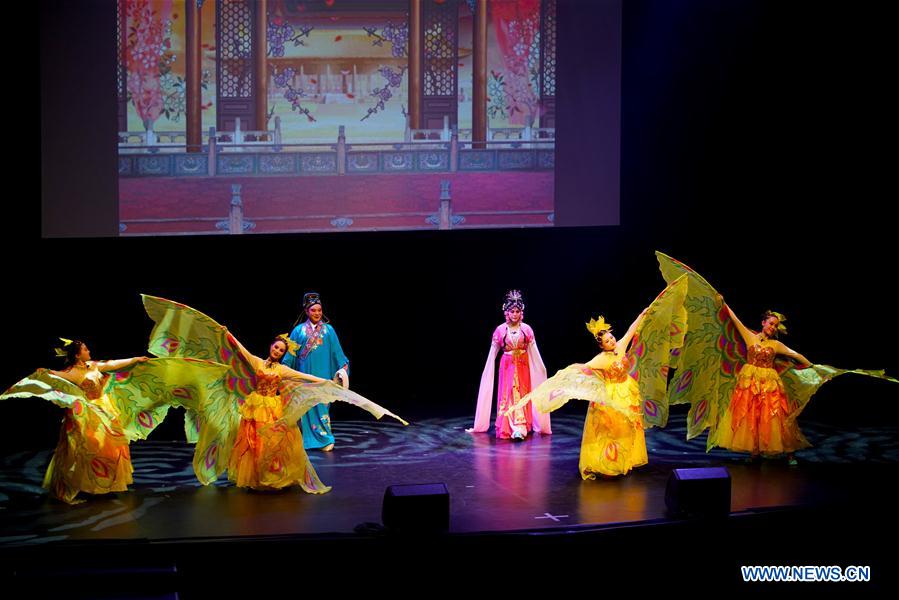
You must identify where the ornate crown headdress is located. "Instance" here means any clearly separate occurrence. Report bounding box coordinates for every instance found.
[53,337,75,358]
[502,290,525,312]
[276,333,300,356]
[586,316,613,338]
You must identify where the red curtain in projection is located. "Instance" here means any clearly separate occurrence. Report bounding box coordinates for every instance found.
[490,0,540,125]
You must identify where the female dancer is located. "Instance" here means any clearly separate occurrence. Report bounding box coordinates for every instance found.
[1,338,225,503]
[467,290,551,440]
[656,251,898,464]
[142,295,407,493]
[505,276,688,477]
[713,307,811,463]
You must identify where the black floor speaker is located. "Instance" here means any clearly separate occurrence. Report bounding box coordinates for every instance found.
[665,467,731,518]
[382,483,450,533]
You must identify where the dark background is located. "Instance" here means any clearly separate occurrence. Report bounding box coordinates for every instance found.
[7,0,895,452]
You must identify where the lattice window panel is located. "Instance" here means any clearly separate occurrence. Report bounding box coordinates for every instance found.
[528,30,540,93]
[423,0,458,97]
[540,0,557,98]
[218,0,253,98]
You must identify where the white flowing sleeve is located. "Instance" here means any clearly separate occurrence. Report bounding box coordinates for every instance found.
[335,367,349,389]
[468,343,499,432]
[527,337,552,434]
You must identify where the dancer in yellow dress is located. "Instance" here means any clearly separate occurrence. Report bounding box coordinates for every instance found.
[656,251,898,464]
[508,275,689,478]
[226,334,329,490]
[713,307,812,463]
[142,295,408,493]
[1,338,227,504]
[576,314,650,477]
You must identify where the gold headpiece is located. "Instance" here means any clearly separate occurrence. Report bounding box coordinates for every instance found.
[277,333,301,356]
[53,337,75,358]
[586,316,612,338]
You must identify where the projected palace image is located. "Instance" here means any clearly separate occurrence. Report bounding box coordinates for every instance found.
[117,0,560,235]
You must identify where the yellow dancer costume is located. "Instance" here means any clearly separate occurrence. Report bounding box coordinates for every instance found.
[508,275,689,477]
[578,352,648,477]
[656,251,898,456]
[227,352,326,491]
[1,354,227,504]
[141,295,408,493]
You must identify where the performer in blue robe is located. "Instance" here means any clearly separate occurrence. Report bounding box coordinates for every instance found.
[283,292,349,451]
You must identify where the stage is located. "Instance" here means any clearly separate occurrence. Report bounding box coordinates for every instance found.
[1,409,896,594]
[1,411,896,545]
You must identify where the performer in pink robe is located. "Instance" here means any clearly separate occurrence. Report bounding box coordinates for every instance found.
[467,290,551,439]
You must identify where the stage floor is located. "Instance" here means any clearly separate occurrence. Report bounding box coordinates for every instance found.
[2,411,897,547]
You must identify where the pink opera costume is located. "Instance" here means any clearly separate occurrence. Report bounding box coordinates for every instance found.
[141,295,408,493]
[468,290,551,440]
[0,338,227,504]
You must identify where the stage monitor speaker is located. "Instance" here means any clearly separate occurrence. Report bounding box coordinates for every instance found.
[665,467,731,518]
[382,483,450,533]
